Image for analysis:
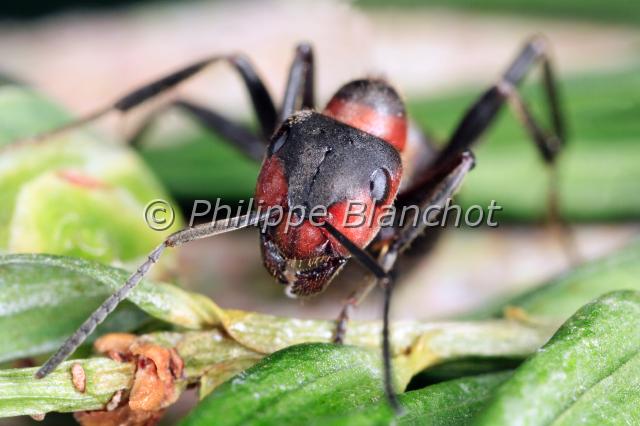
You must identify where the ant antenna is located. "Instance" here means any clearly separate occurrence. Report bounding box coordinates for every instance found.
[35,210,270,379]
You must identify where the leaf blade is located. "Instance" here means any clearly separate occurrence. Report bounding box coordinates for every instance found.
[180,344,385,426]
[0,254,223,362]
[474,290,640,426]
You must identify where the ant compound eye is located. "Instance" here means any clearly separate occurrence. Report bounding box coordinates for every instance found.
[369,168,389,203]
[270,131,288,155]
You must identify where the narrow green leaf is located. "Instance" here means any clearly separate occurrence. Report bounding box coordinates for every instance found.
[181,344,514,426]
[180,344,385,426]
[393,372,512,426]
[471,238,640,321]
[0,358,133,417]
[356,0,640,26]
[316,371,512,426]
[0,321,529,418]
[0,253,553,371]
[0,329,263,418]
[474,290,640,425]
[0,254,222,362]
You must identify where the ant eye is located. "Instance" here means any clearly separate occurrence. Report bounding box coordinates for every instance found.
[270,131,288,155]
[369,168,389,203]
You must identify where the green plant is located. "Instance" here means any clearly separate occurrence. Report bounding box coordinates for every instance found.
[0,239,639,424]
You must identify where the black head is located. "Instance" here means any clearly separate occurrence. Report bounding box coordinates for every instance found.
[255,111,402,297]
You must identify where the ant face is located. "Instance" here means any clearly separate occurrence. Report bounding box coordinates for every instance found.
[255,111,402,297]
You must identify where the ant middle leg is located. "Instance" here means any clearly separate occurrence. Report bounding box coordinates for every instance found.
[434,36,564,164]
[433,36,577,261]
[333,275,377,344]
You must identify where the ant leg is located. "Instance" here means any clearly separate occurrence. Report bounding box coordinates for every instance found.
[13,54,277,146]
[130,42,315,160]
[280,43,315,121]
[328,153,475,398]
[128,98,266,162]
[435,36,564,164]
[434,36,576,260]
[333,276,377,344]
[394,152,476,252]
[34,210,270,379]
[323,222,400,413]
[500,83,579,261]
[332,241,395,344]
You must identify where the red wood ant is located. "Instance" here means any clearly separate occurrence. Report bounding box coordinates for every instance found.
[28,36,565,411]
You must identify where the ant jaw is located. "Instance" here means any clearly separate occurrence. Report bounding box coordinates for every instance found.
[282,256,347,298]
[260,232,346,298]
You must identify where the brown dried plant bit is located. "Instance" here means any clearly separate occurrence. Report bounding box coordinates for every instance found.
[94,333,137,361]
[503,305,536,323]
[92,335,184,415]
[29,413,45,421]
[75,405,164,426]
[129,357,165,412]
[106,390,124,412]
[168,348,184,379]
[71,363,87,393]
[128,343,183,411]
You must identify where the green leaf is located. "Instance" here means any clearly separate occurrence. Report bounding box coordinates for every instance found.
[356,0,640,26]
[474,290,640,425]
[0,85,71,144]
[0,254,222,362]
[0,319,533,418]
[0,85,182,269]
[316,371,512,426]
[180,344,386,426]
[0,252,554,370]
[0,358,133,417]
[471,238,640,321]
[181,344,513,426]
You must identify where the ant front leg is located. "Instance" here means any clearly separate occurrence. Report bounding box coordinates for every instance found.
[323,152,475,411]
[34,211,270,379]
[332,152,476,344]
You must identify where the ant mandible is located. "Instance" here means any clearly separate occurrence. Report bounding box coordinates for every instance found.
[29,36,565,411]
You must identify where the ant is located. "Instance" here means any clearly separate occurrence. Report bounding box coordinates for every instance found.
[23,36,565,412]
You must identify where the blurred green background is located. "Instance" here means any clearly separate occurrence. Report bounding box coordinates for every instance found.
[3,0,640,25]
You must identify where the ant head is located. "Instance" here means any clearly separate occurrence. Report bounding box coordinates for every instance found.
[255,111,402,297]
